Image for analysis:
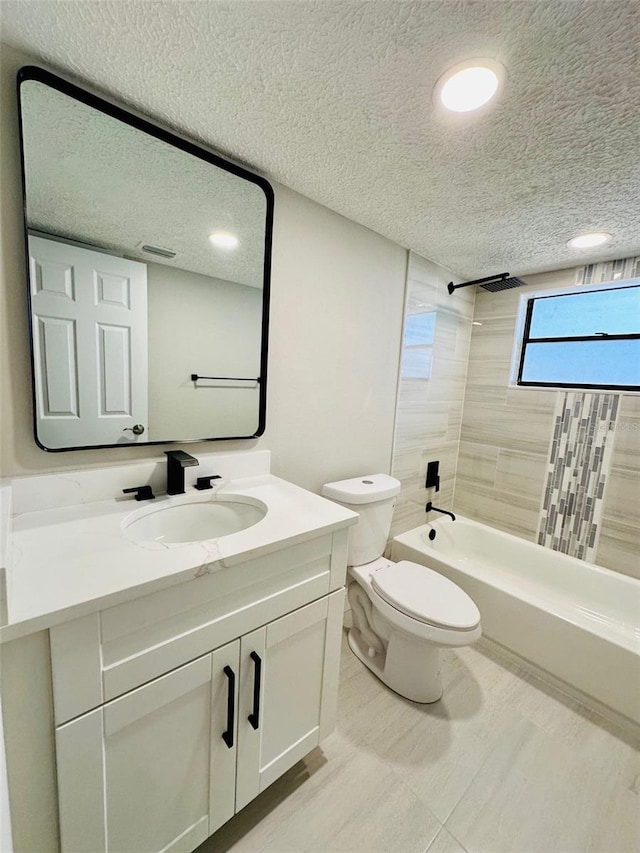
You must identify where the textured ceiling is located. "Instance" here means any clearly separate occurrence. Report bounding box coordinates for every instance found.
[20,80,267,287]
[2,0,639,278]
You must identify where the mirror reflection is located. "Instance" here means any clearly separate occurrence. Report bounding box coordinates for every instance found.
[18,68,273,450]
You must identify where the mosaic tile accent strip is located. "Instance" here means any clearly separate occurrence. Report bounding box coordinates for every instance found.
[575,256,640,285]
[538,393,619,561]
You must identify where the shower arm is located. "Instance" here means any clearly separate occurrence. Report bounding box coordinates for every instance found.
[447,273,510,295]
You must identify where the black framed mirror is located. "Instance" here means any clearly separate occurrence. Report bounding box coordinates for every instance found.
[17,66,273,451]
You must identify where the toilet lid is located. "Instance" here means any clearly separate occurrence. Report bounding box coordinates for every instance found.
[371,561,480,630]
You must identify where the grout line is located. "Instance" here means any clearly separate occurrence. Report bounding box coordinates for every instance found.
[437,720,504,828]
[424,824,472,853]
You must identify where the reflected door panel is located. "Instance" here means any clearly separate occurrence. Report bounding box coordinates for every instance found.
[29,235,148,448]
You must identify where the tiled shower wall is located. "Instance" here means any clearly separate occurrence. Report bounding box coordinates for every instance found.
[390,252,474,539]
[455,259,639,579]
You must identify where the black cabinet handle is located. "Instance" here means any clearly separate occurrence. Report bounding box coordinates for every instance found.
[248,651,262,730]
[222,666,235,748]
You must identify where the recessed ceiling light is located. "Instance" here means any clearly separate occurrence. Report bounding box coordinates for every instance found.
[435,59,505,113]
[566,232,612,249]
[472,321,483,326]
[209,231,239,249]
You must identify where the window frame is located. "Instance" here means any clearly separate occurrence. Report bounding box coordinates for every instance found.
[511,278,640,393]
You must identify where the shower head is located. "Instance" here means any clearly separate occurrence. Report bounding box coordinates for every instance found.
[479,275,528,292]
[447,272,528,295]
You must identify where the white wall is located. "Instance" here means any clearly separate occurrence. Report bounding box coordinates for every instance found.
[147,262,263,440]
[0,698,13,853]
[262,185,406,490]
[0,44,407,490]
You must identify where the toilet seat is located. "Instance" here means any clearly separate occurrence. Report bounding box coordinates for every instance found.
[371,560,480,630]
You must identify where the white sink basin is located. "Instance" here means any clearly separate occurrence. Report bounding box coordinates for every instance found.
[122,495,267,545]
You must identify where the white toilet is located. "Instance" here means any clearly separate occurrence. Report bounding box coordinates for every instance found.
[322,474,481,703]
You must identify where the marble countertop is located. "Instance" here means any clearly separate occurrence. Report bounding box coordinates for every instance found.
[2,473,357,643]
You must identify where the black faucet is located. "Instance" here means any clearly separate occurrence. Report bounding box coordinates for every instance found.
[165,450,199,495]
[425,501,456,521]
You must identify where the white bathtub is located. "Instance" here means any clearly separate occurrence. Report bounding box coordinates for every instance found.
[392,516,640,727]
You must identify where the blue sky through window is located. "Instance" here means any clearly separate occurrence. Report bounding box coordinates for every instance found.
[519,285,640,389]
[521,340,640,386]
[529,286,640,338]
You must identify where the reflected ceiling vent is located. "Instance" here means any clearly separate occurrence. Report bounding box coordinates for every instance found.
[447,272,528,295]
[138,243,177,259]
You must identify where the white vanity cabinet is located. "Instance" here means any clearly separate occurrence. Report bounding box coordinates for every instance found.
[235,594,343,811]
[49,531,348,853]
[56,642,238,853]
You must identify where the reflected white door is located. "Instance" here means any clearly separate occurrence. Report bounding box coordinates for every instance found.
[28,236,148,448]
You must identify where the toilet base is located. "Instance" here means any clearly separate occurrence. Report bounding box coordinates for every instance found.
[348,625,443,703]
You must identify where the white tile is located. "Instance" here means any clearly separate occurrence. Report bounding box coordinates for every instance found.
[595,519,640,579]
[498,665,640,793]
[374,679,521,824]
[453,482,540,541]
[610,412,640,471]
[460,400,555,455]
[619,395,640,418]
[456,443,498,488]
[427,827,469,853]
[197,738,355,853]
[335,642,521,824]
[602,467,640,525]
[446,716,640,853]
[210,730,441,853]
[495,448,548,497]
[463,358,510,404]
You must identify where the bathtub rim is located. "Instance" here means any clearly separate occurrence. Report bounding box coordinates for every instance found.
[393,518,639,655]
[391,518,640,729]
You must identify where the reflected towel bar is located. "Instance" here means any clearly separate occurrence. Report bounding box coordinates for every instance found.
[191,374,261,383]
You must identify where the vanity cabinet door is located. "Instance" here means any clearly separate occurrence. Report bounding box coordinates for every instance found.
[235,589,344,810]
[56,641,240,853]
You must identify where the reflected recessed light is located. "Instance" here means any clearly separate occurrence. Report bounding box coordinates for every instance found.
[566,232,612,249]
[472,321,483,326]
[567,231,611,249]
[435,59,505,113]
[209,231,239,249]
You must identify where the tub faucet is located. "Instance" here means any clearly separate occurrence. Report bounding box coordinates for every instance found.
[165,450,199,495]
[425,501,456,522]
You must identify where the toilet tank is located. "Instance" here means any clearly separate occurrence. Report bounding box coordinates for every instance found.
[322,474,401,566]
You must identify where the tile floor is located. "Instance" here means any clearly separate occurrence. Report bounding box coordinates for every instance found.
[199,633,639,853]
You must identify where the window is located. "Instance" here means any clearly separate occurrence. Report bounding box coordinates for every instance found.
[516,283,640,391]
